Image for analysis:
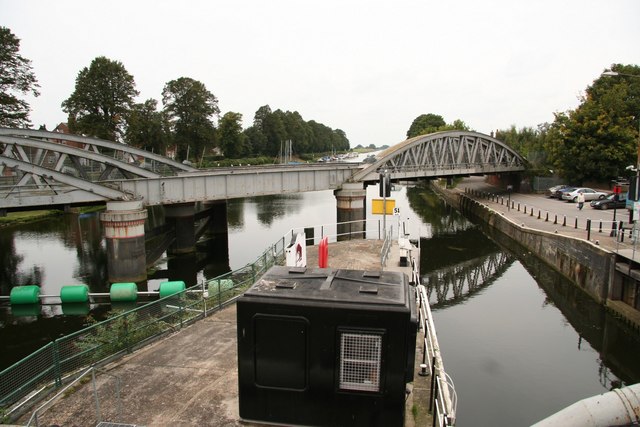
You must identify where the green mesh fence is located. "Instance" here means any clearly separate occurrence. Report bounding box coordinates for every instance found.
[0,237,286,409]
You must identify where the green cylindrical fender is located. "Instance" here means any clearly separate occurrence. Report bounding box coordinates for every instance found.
[10,285,41,305]
[110,282,138,302]
[60,285,89,303]
[159,281,186,298]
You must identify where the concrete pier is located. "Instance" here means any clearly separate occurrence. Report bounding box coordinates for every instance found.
[165,202,196,255]
[334,182,367,240]
[100,200,148,283]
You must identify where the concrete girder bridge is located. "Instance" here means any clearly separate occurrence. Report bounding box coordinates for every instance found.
[0,128,525,283]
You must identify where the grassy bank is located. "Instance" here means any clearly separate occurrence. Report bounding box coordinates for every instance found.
[0,206,105,228]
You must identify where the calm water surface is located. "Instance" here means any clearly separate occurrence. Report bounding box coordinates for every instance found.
[1,182,639,426]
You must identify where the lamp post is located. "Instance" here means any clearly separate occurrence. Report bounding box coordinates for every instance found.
[602,70,640,203]
[602,70,640,254]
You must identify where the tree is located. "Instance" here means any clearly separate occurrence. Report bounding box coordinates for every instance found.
[162,77,219,162]
[0,27,40,127]
[545,64,640,183]
[406,114,446,138]
[62,56,138,141]
[218,112,248,158]
[125,99,170,153]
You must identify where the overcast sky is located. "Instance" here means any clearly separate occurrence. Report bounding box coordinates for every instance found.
[1,0,639,148]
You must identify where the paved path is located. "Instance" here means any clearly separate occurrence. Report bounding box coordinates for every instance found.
[456,176,640,263]
[22,240,430,427]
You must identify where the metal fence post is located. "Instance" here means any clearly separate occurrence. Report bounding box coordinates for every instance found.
[53,340,62,388]
[587,219,592,241]
[429,356,436,412]
[92,368,101,423]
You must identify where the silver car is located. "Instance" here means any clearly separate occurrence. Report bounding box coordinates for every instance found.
[561,187,608,202]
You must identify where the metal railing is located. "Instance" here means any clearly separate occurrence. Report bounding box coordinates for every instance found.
[1,219,379,415]
[0,237,288,413]
[414,257,457,426]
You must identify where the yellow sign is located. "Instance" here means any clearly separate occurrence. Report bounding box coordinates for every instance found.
[372,198,396,215]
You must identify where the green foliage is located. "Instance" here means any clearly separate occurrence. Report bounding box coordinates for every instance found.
[219,112,249,158]
[545,64,640,184]
[201,156,273,167]
[62,56,138,141]
[243,104,349,159]
[125,98,170,153]
[407,113,445,137]
[496,125,546,165]
[77,310,167,363]
[162,77,219,162]
[406,114,470,138]
[0,26,40,127]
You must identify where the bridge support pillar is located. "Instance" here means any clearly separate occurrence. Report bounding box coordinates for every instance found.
[446,177,453,188]
[166,202,196,255]
[100,200,148,283]
[205,200,229,250]
[334,183,366,241]
[203,200,231,277]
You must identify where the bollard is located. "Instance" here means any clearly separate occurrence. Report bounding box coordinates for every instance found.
[563,215,567,227]
[554,214,557,225]
[575,217,578,229]
[538,210,541,219]
[620,222,625,243]
[587,219,591,241]
[530,209,534,217]
[545,212,549,222]
[599,220,602,233]
[524,205,527,214]
[611,221,617,237]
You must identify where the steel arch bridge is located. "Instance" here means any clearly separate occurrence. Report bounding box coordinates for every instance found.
[0,128,196,207]
[351,130,526,183]
[0,128,526,210]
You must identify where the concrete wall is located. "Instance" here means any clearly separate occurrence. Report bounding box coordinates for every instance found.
[432,183,614,304]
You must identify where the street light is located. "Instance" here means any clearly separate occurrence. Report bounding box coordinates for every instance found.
[601,70,640,202]
[602,70,640,257]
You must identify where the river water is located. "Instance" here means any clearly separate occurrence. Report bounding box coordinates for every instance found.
[1,180,639,426]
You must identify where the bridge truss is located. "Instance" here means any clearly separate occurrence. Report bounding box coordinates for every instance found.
[352,131,526,182]
[0,128,196,209]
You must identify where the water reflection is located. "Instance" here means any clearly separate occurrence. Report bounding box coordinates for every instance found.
[412,185,640,426]
[425,252,514,309]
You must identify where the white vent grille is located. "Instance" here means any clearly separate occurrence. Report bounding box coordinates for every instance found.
[339,332,382,392]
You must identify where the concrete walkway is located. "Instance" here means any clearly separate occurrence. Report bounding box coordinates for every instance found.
[456,176,640,263]
[21,239,432,427]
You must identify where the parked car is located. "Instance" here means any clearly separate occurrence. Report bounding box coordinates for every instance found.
[561,187,608,202]
[547,184,572,198]
[590,192,627,210]
[554,186,577,199]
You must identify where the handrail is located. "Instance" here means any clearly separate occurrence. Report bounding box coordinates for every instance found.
[380,226,393,267]
[26,367,95,426]
[0,219,380,414]
[413,255,457,426]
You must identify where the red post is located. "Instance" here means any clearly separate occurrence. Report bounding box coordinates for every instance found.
[319,236,329,268]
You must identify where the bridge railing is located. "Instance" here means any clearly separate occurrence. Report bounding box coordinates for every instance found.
[0,219,377,416]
